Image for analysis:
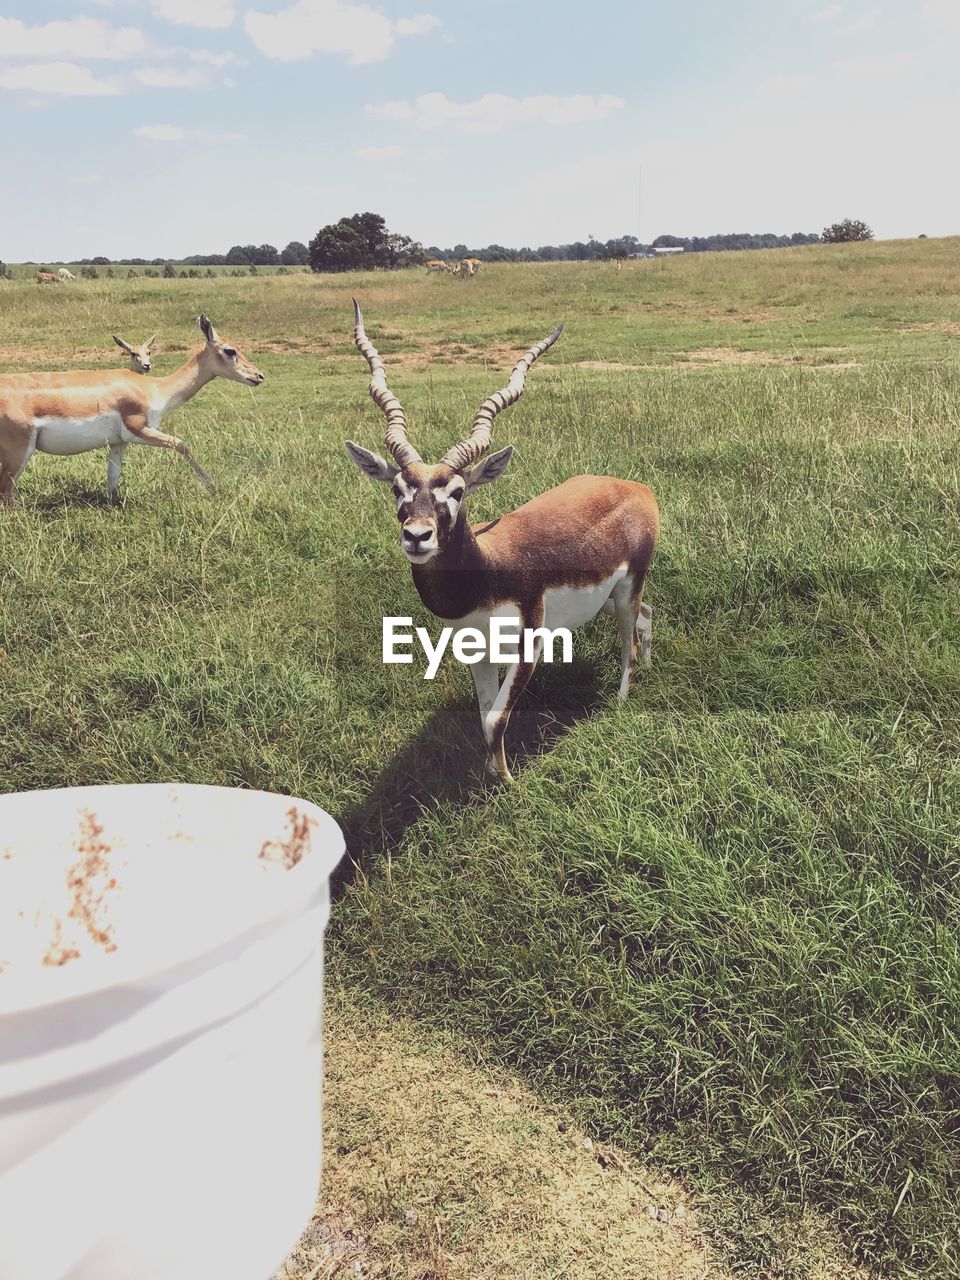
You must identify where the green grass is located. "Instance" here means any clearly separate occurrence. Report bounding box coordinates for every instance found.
[2,239,958,1277]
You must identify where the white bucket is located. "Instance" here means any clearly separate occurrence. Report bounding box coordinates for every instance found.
[0,784,344,1280]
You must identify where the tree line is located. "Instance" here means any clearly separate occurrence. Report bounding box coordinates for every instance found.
[1,216,877,279]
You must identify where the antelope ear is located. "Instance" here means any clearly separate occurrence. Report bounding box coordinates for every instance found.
[198,314,220,345]
[345,440,399,483]
[113,335,135,355]
[145,334,158,352]
[465,445,513,493]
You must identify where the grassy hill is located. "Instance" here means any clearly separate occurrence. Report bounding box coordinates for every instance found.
[1,238,958,1276]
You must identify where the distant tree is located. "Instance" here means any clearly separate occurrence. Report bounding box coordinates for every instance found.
[918,233,928,239]
[280,240,309,265]
[822,218,873,244]
[226,245,250,265]
[0,261,7,278]
[206,268,216,277]
[91,255,110,265]
[251,243,278,265]
[249,264,258,275]
[384,232,426,269]
[144,268,158,277]
[600,237,634,263]
[309,220,367,272]
[106,267,115,278]
[162,262,176,278]
[127,268,138,278]
[308,212,424,272]
[81,266,98,279]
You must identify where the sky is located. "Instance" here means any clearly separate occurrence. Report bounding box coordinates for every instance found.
[0,0,957,260]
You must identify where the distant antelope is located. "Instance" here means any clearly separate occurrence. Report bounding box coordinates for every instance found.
[346,302,659,781]
[425,259,453,274]
[57,268,76,281]
[456,258,482,277]
[113,333,158,374]
[36,272,60,285]
[0,315,264,505]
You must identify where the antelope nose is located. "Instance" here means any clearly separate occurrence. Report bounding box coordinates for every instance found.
[403,526,432,547]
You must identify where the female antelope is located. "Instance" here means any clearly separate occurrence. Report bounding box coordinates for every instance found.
[113,333,158,373]
[346,301,659,781]
[0,315,263,505]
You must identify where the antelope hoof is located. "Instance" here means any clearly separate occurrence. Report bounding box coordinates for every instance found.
[485,754,514,784]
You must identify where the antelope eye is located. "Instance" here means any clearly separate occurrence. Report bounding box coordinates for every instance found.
[222,347,237,358]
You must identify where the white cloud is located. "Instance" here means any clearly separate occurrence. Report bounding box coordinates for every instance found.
[0,17,148,60]
[0,61,120,95]
[133,123,186,140]
[135,66,210,88]
[834,51,922,79]
[131,124,246,143]
[366,92,625,135]
[357,144,406,159]
[189,49,247,66]
[813,5,842,20]
[922,0,960,33]
[395,14,440,35]
[152,0,236,29]
[244,0,438,63]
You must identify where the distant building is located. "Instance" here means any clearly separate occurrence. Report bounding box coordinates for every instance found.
[653,246,684,254]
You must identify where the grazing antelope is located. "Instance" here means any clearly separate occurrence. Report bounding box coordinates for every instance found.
[57,268,76,281]
[36,272,60,285]
[425,259,452,274]
[346,302,659,782]
[0,315,264,506]
[113,333,158,373]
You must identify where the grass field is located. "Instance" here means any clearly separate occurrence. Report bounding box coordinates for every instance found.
[1,239,958,1277]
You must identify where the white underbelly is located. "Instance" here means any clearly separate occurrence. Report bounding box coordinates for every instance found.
[543,566,630,631]
[449,567,630,638]
[34,413,124,456]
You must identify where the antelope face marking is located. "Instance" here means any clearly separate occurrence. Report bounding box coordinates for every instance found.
[393,465,465,564]
[346,442,515,565]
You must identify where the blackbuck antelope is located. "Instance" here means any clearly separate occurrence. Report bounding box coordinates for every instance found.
[113,333,158,373]
[36,272,60,285]
[346,302,659,782]
[0,315,264,506]
[456,257,482,277]
[425,259,453,274]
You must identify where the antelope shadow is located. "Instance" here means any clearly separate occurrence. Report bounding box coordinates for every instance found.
[23,479,116,511]
[330,659,604,899]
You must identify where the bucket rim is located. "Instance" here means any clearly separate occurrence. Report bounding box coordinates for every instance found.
[0,783,344,1017]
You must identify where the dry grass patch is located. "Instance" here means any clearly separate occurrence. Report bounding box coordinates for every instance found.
[671,347,859,369]
[899,321,960,336]
[276,998,866,1280]
[277,997,720,1280]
